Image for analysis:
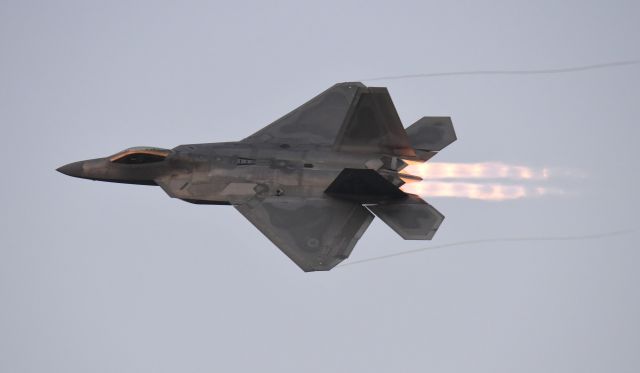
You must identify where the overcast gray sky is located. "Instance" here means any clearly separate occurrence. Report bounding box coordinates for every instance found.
[1,1,639,372]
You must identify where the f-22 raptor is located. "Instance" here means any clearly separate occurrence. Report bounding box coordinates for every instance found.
[58,82,456,271]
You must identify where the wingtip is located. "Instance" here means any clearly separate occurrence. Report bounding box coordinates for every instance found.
[334,81,366,88]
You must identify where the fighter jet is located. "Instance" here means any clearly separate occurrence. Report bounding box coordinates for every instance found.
[58,82,456,271]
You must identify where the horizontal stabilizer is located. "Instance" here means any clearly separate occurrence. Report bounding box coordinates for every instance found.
[368,195,444,240]
[405,117,456,159]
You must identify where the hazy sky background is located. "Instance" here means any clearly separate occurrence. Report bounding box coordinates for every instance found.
[1,1,639,372]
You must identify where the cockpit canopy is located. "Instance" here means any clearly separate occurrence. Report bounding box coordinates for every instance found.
[109,147,172,164]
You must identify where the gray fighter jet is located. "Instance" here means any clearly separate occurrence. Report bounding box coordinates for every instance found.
[58,82,456,271]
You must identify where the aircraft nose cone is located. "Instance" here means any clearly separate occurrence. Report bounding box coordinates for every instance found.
[57,161,85,178]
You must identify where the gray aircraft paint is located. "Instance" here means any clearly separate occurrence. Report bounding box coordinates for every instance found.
[58,82,456,271]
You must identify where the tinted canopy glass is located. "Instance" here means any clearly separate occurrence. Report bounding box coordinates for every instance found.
[109,147,171,164]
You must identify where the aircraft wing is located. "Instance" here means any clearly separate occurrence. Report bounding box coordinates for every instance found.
[242,82,365,145]
[242,82,415,156]
[235,196,374,271]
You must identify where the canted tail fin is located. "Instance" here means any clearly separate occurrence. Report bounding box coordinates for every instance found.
[333,87,416,157]
[405,117,456,161]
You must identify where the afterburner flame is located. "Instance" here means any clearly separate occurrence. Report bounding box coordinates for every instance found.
[397,160,563,201]
[401,182,553,201]
[401,162,549,180]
